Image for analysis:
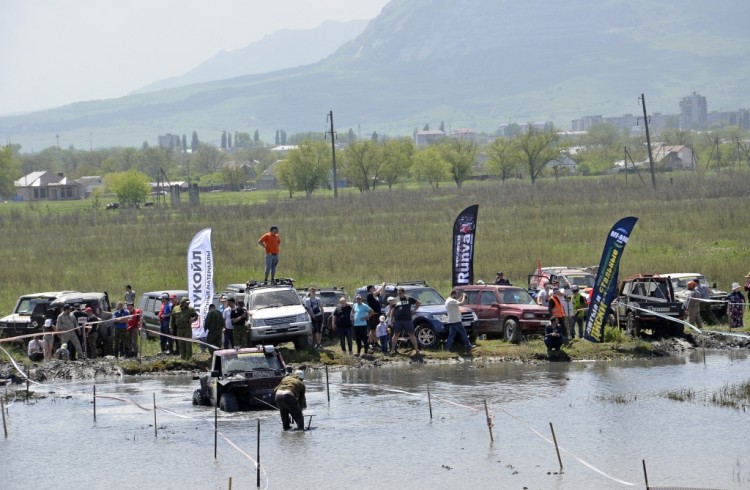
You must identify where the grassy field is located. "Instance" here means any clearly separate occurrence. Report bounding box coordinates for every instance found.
[1,169,749,317]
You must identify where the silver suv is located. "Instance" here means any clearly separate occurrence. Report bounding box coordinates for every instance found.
[243,279,312,350]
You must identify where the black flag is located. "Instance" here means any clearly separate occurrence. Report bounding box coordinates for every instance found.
[452,204,479,287]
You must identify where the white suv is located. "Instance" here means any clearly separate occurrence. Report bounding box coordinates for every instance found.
[243,279,312,350]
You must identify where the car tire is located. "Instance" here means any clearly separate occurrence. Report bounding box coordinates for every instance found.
[414,323,438,349]
[192,389,207,406]
[219,393,239,412]
[293,335,310,350]
[503,318,521,344]
[625,312,640,337]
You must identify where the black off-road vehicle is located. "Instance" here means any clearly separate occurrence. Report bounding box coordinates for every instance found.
[609,274,686,337]
[192,345,287,412]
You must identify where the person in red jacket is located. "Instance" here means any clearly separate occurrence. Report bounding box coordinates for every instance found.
[126,301,143,357]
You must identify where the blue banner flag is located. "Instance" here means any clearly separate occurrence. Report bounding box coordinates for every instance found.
[584,217,638,342]
[452,204,479,287]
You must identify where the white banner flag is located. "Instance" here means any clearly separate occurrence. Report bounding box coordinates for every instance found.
[187,228,213,339]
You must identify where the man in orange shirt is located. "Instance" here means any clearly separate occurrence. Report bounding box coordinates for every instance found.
[258,225,281,282]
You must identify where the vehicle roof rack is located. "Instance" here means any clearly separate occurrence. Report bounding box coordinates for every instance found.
[394,280,427,286]
[245,278,295,289]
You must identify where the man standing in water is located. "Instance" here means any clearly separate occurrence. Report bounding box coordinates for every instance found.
[258,225,281,282]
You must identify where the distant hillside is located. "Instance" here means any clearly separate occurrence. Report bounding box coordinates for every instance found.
[2,0,749,150]
[132,20,369,95]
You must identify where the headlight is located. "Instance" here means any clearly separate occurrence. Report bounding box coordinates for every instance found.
[523,312,535,319]
[433,314,448,323]
[472,312,478,321]
[253,318,266,327]
[295,313,309,322]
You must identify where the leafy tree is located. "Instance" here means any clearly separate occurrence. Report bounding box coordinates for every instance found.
[371,131,379,142]
[235,132,253,148]
[516,124,561,183]
[105,170,150,206]
[659,128,692,146]
[274,160,297,198]
[581,123,622,161]
[503,123,522,139]
[280,129,287,145]
[342,140,382,192]
[345,128,357,144]
[282,140,331,197]
[181,134,187,153]
[438,138,475,188]
[191,131,199,152]
[380,138,414,190]
[0,145,20,199]
[253,130,260,144]
[486,137,518,182]
[275,130,280,145]
[227,132,232,149]
[287,132,324,145]
[423,123,430,131]
[221,131,227,149]
[439,121,445,132]
[221,165,247,191]
[192,143,226,174]
[412,146,449,190]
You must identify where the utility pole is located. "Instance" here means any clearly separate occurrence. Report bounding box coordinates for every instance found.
[639,94,656,187]
[326,110,338,198]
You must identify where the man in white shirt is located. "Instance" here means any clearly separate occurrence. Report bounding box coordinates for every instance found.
[222,297,235,348]
[28,336,45,362]
[444,290,474,352]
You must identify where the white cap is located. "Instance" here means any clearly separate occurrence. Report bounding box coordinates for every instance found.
[44,319,53,327]
[379,315,386,322]
[295,370,305,380]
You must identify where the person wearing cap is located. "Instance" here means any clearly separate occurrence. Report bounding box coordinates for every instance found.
[494,272,511,286]
[570,285,587,339]
[332,296,353,355]
[204,303,223,354]
[273,369,307,431]
[725,282,745,329]
[258,225,281,282]
[217,295,228,314]
[157,293,172,354]
[124,285,136,305]
[72,303,88,357]
[171,297,198,360]
[232,300,249,348]
[537,282,552,308]
[390,288,421,355]
[84,307,100,359]
[548,287,568,342]
[54,342,71,361]
[42,318,55,361]
[112,301,130,358]
[544,317,565,357]
[126,301,143,357]
[375,314,390,354]
[28,335,45,362]
[57,304,86,360]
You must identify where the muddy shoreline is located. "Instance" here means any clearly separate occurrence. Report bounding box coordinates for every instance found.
[1,331,748,389]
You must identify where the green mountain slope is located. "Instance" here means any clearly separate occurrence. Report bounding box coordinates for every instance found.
[2,0,749,150]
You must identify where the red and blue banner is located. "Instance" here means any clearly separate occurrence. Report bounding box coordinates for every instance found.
[452,204,479,287]
[584,216,638,342]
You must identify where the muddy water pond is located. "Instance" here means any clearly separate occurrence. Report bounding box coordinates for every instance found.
[2,351,749,489]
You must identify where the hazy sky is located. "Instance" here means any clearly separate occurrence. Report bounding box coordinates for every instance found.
[0,0,389,115]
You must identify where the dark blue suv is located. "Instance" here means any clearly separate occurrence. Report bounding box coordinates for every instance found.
[356,281,478,349]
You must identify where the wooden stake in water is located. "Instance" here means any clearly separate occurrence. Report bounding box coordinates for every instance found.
[25,366,29,401]
[1,398,7,438]
[153,393,157,437]
[256,418,261,488]
[307,415,314,430]
[93,385,96,422]
[325,365,330,403]
[427,381,433,420]
[550,422,563,472]
[642,459,649,489]
[228,477,232,490]
[484,399,494,442]
[214,399,218,459]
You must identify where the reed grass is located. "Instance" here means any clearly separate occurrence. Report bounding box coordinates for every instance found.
[1,170,749,319]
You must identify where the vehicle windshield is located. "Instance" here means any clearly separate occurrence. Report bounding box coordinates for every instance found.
[670,277,706,291]
[15,297,47,315]
[221,352,283,373]
[248,289,301,310]
[500,288,536,305]
[404,287,445,306]
[564,274,595,288]
[317,291,347,307]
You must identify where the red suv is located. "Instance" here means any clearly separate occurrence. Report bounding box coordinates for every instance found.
[453,285,550,343]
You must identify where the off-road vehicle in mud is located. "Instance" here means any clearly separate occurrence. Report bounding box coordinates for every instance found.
[192,345,286,412]
[609,274,685,337]
[453,284,550,343]
[0,291,78,337]
[355,281,478,349]
[656,273,728,324]
[243,279,312,350]
[47,292,114,354]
